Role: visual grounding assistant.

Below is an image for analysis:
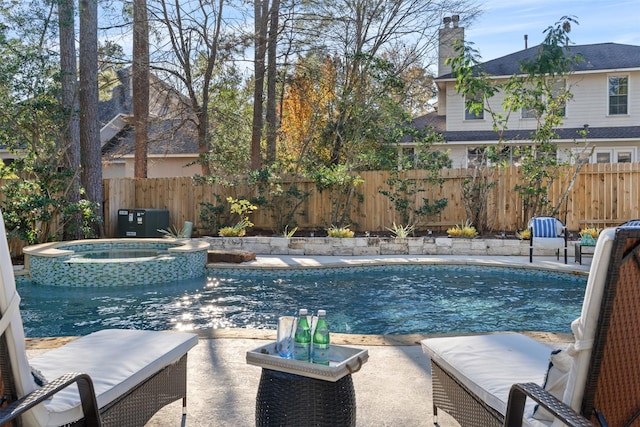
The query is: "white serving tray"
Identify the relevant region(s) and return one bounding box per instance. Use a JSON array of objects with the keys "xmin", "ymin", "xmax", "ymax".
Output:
[{"xmin": 246, "ymin": 342, "xmax": 368, "ymax": 382}]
